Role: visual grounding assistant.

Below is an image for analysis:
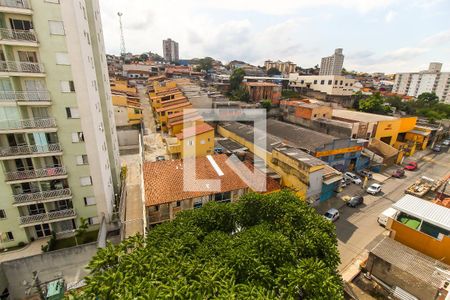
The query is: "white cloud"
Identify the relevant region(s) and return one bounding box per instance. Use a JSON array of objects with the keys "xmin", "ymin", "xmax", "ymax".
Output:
[
  {"xmin": 384, "ymin": 10, "xmax": 397, "ymax": 23},
  {"xmin": 421, "ymin": 30, "xmax": 450, "ymax": 47}
]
